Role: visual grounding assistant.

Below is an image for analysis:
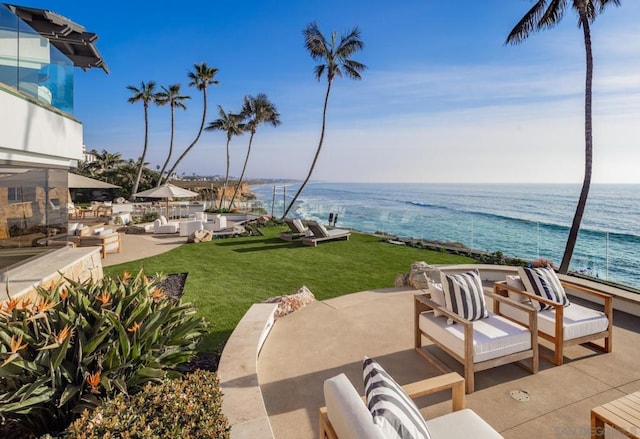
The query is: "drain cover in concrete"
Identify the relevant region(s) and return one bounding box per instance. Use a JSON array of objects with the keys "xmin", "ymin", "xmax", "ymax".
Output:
[{"xmin": 509, "ymin": 389, "xmax": 530, "ymax": 402}]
